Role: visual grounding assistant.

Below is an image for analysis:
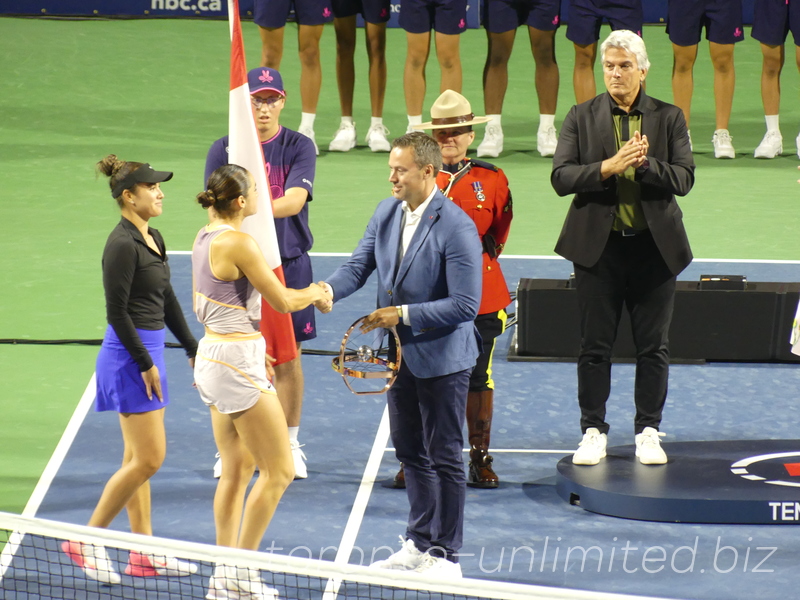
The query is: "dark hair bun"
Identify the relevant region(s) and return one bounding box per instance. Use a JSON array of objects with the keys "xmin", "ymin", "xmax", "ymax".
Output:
[
  {"xmin": 96, "ymin": 154, "xmax": 125, "ymax": 178},
  {"xmin": 199, "ymin": 164, "xmax": 251, "ymax": 215},
  {"xmin": 196, "ymin": 189, "xmax": 216, "ymax": 209}
]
